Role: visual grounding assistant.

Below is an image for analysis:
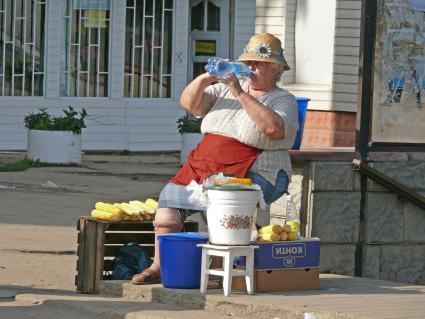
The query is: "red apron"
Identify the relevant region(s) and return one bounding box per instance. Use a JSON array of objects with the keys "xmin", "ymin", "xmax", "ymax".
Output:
[{"xmin": 170, "ymin": 133, "xmax": 262, "ymax": 186}]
